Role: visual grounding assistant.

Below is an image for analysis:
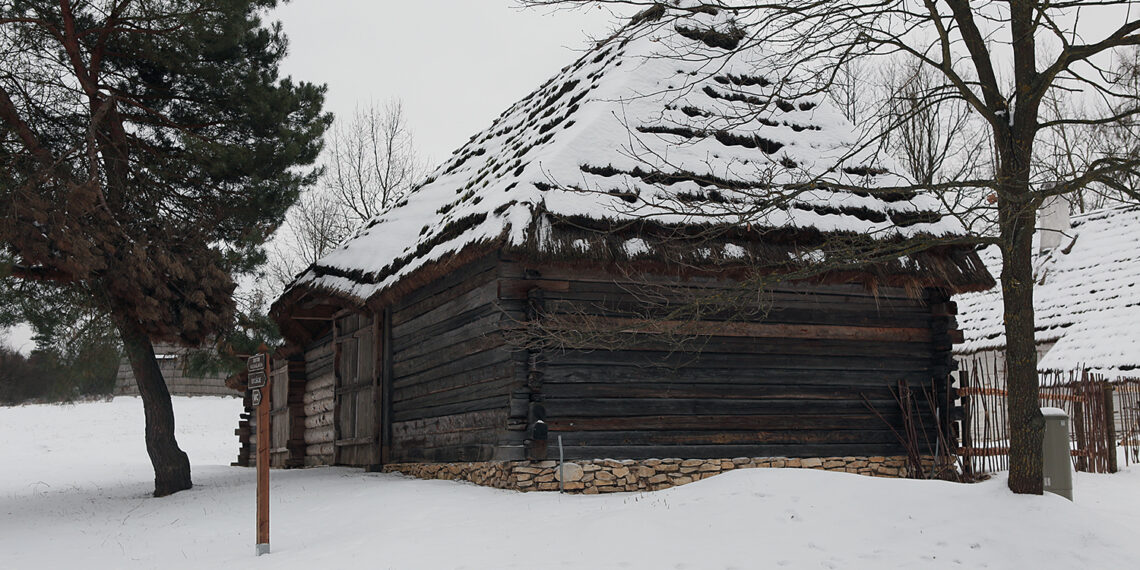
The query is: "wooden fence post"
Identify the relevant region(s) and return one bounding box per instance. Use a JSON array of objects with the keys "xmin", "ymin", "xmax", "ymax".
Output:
[
  {"xmin": 1073, "ymin": 400, "xmax": 1087, "ymax": 472},
  {"xmin": 1104, "ymin": 383, "xmax": 1118, "ymax": 474},
  {"xmin": 960, "ymin": 369, "xmax": 973, "ymax": 477}
]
